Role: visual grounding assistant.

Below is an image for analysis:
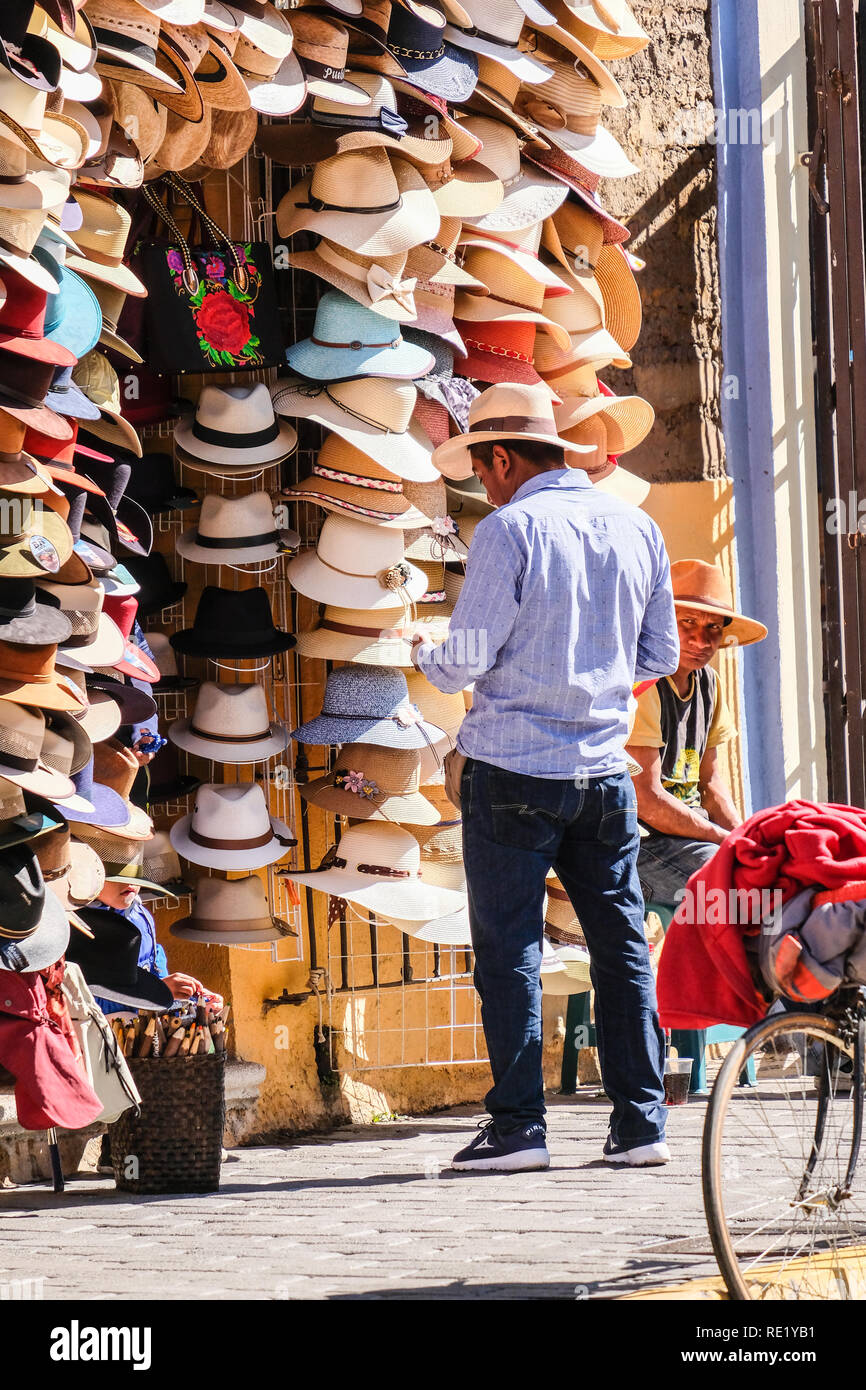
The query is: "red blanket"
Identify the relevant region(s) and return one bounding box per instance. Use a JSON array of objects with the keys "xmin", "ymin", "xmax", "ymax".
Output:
[{"xmin": 657, "ymin": 800, "xmax": 866, "ymax": 1029}]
